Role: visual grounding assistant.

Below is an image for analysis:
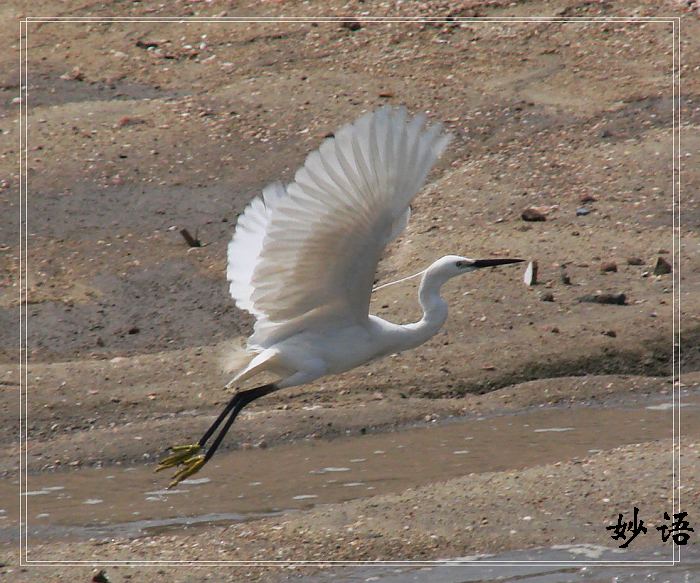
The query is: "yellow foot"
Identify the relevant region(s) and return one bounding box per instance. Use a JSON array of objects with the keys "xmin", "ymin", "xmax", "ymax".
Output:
[
  {"xmin": 167, "ymin": 454, "xmax": 206, "ymax": 489},
  {"xmin": 155, "ymin": 444, "xmax": 207, "ymax": 489},
  {"xmin": 155, "ymin": 443, "xmax": 201, "ymax": 472}
]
